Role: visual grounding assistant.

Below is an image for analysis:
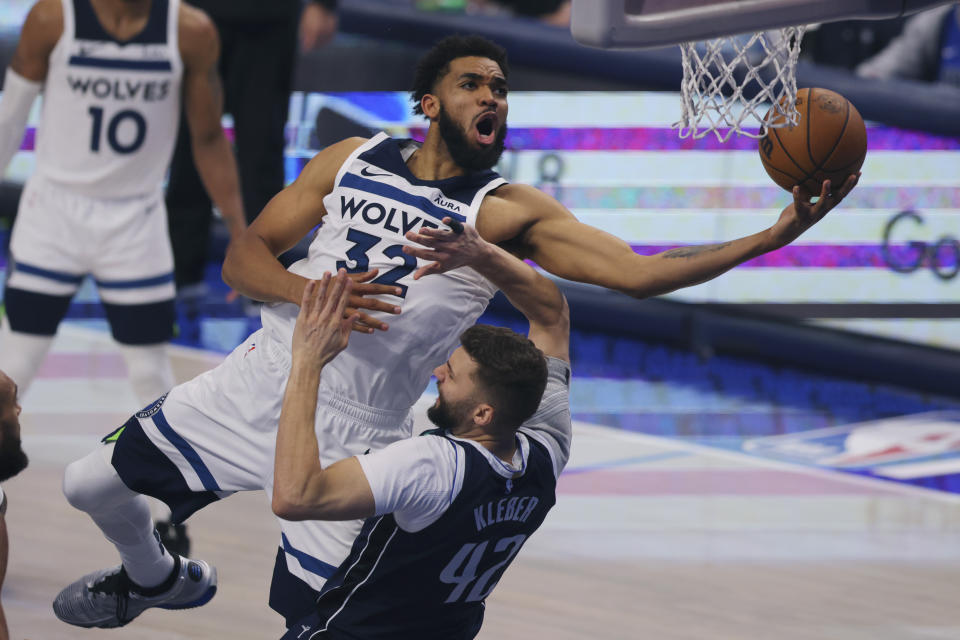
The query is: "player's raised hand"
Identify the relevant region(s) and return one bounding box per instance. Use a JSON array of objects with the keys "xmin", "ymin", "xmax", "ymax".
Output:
[
  {"xmin": 770, "ymin": 172, "xmax": 860, "ymax": 248},
  {"xmin": 337, "ymin": 269, "xmax": 402, "ymax": 334},
  {"xmin": 293, "ymin": 271, "xmax": 358, "ymax": 372},
  {"xmin": 403, "ymin": 218, "xmax": 492, "ymax": 280}
]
